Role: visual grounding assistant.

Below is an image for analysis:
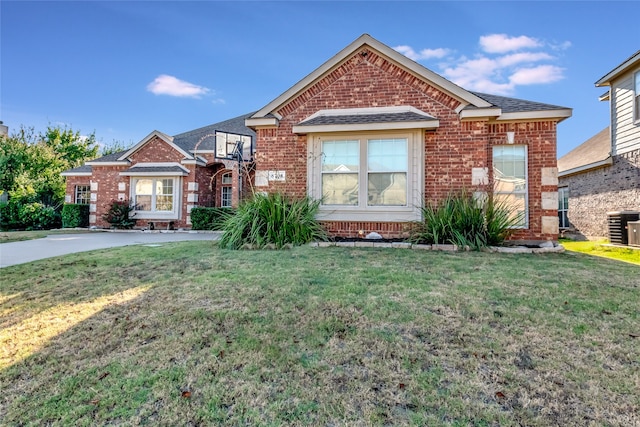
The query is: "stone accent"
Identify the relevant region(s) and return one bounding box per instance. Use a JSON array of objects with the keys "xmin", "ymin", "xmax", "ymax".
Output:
[
  {"xmin": 541, "ymin": 167, "xmax": 558, "ymax": 186},
  {"xmin": 541, "ymin": 192, "xmax": 558, "ymax": 210},
  {"xmin": 89, "ymin": 214, "xmax": 96, "ymax": 224},
  {"xmin": 188, "ymin": 182, "xmax": 199, "ymax": 191},
  {"xmin": 558, "ymin": 148, "xmax": 639, "ymax": 239},
  {"xmin": 89, "ymin": 204, "xmax": 97, "ymax": 212},
  {"xmin": 118, "ymin": 182, "xmax": 126, "ymax": 191},
  {"xmin": 541, "ymin": 216, "xmax": 560, "ymax": 234},
  {"xmin": 90, "ymin": 181, "xmax": 98, "ymax": 191},
  {"xmin": 472, "ymin": 167, "xmax": 489, "ymax": 185},
  {"xmin": 187, "ymin": 193, "xmax": 198, "ymax": 203}
]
